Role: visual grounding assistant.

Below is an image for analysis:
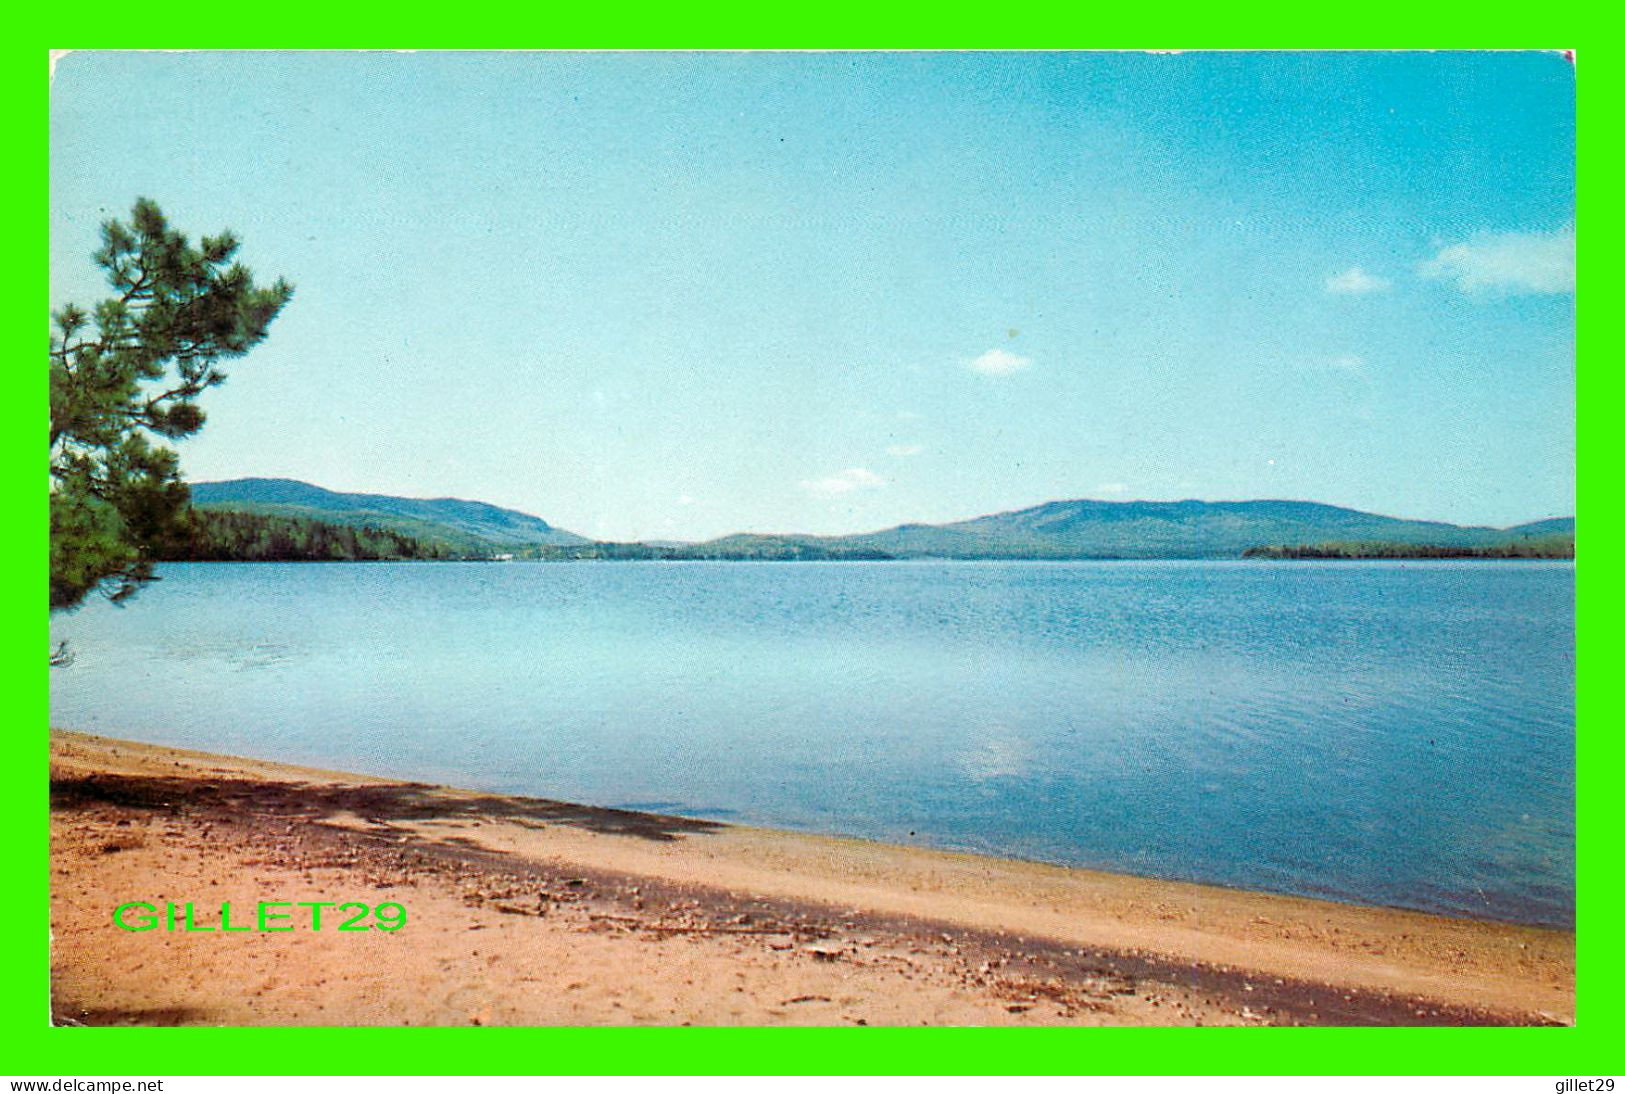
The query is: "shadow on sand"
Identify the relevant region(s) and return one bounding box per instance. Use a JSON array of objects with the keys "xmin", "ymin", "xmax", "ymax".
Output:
[{"xmin": 50, "ymin": 771, "xmax": 725, "ymax": 843}]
